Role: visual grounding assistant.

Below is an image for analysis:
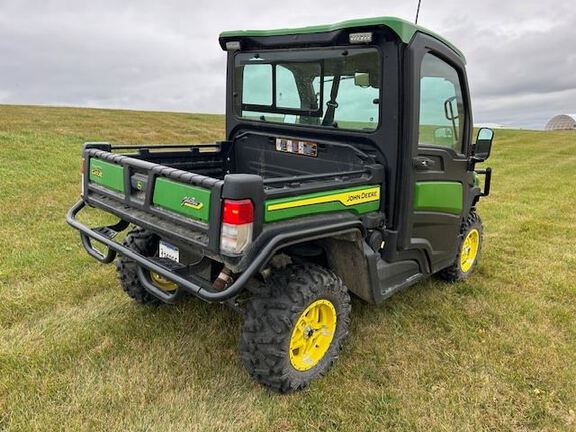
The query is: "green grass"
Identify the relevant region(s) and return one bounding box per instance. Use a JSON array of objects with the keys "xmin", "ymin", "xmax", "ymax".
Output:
[{"xmin": 1, "ymin": 104, "xmax": 575, "ymax": 431}]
